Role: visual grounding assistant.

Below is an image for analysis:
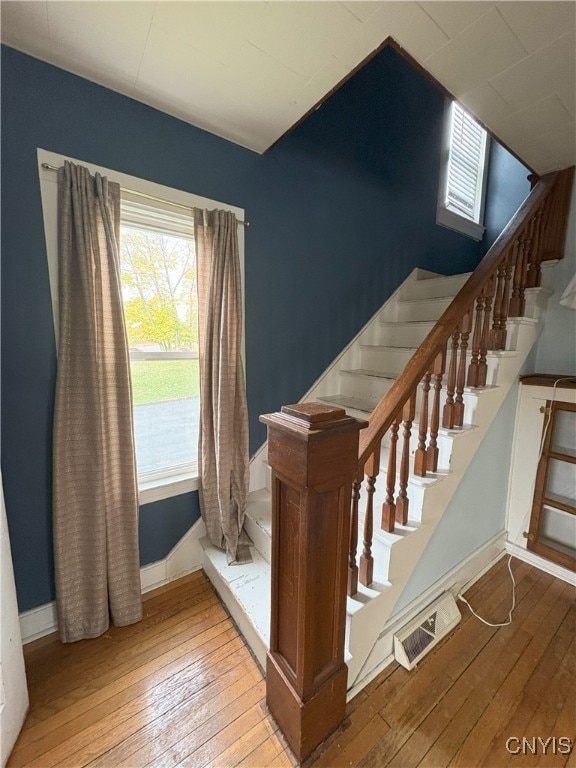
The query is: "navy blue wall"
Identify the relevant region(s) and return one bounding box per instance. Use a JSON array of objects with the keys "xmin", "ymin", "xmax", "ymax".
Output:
[
  {"xmin": 1, "ymin": 44, "xmax": 529, "ymax": 612},
  {"xmin": 484, "ymin": 141, "xmax": 532, "ymax": 247}
]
